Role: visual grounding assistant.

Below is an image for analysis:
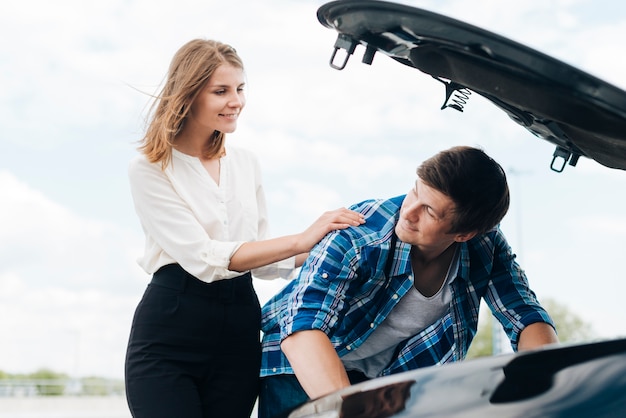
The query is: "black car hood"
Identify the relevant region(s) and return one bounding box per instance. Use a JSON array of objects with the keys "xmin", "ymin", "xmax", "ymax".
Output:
[{"xmin": 317, "ymin": 0, "xmax": 626, "ymax": 172}]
